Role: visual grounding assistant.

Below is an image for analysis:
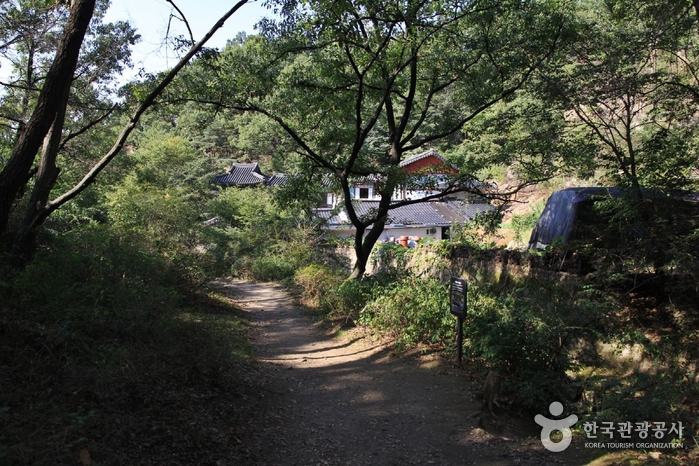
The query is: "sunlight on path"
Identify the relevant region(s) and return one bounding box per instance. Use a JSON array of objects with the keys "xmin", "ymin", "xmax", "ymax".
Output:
[
  {"xmin": 221, "ymin": 279, "xmax": 602, "ymax": 466},
  {"xmin": 228, "ymin": 280, "xmax": 391, "ymax": 367}
]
